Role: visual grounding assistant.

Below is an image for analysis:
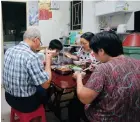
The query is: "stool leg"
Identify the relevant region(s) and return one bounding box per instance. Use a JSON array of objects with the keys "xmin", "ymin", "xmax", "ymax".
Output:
[
  {"xmin": 10, "ymin": 109, "xmax": 15, "ymax": 122},
  {"xmin": 41, "ymin": 115, "xmax": 47, "ymax": 122},
  {"xmin": 41, "ymin": 108, "xmax": 47, "ymax": 122},
  {"xmin": 55, "ymin": 91, "xmax": 63, "ymax": 121}
]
